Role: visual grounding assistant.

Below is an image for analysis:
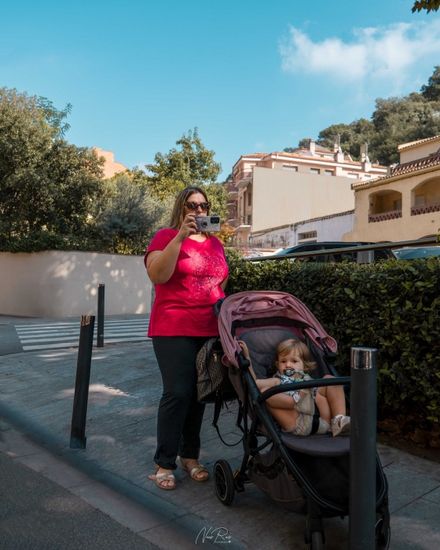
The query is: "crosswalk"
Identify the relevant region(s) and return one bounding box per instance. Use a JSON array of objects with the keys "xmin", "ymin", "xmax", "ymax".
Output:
[{"xmin": 15, "ymin": 318, "xmax": 150, "ymax": 352}]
